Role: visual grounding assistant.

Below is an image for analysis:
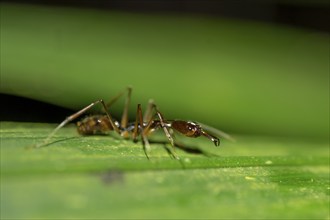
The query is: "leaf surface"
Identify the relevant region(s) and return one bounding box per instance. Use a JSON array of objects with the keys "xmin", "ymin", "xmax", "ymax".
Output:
[{"xmin": 1, "ymin": 122, "xmax": 329, "ymax": 219}]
